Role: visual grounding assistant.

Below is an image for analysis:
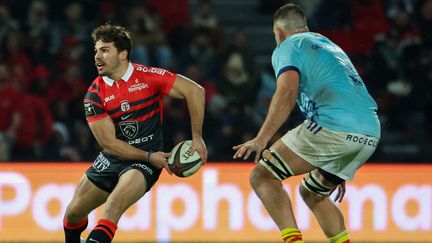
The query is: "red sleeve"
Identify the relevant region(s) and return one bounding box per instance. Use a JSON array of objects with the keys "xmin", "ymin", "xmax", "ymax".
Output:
[
  {"xmin": 152, "ymin": 68, "xmax": 176, "ymax": 95},
  {"xmin": 83, "ymin": 79, "xmax": 108, "ymax": 123}
]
